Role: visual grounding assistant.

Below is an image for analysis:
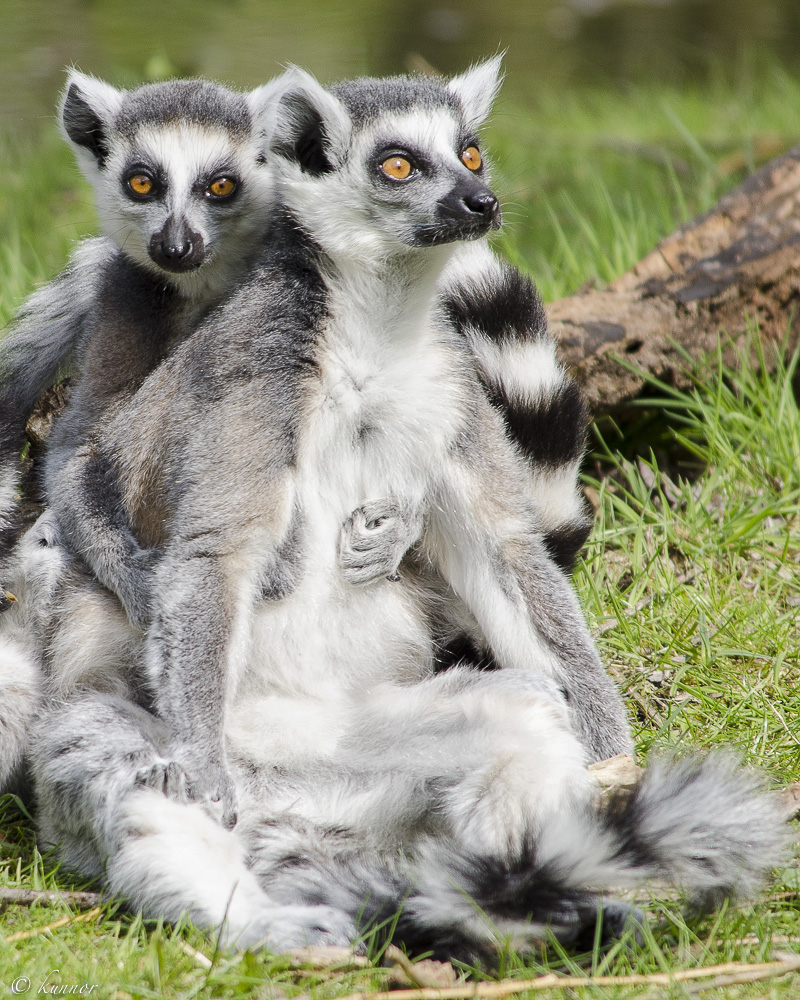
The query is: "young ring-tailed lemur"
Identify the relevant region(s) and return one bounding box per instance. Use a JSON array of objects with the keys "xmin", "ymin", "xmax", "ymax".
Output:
[
  {"xmin": 0, "ymin": 71, "xmax": 290, "ymax": 791},
  {"xmin": 0, "ymin": 70, "xmax": 288, "ymax": 623},
  {"xmin": 24, "ymin": 62, "xmax": 787, "ymax": 960},
  {"xmin": 0, "ymin": 66, "xmax": 591, "ymax": 788},
  {"xmin": 30, "ymin": 61, "xmax": 632, "ymax": 830}
]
